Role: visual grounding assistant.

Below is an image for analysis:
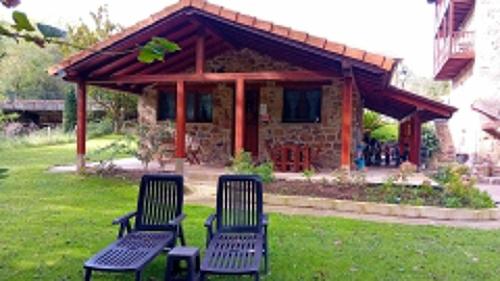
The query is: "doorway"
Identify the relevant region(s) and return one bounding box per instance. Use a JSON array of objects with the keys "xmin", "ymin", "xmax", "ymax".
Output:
[{"xmin": 244, "ymin": 89, "xmax": 260, "ymax": 157}]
